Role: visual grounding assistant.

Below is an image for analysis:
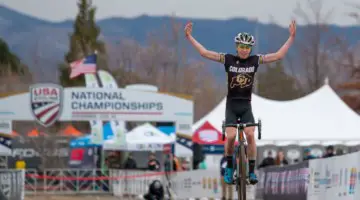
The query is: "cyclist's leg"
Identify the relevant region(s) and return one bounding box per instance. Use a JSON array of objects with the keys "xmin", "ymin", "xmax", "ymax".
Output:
[
  {"xmin": 224, "ymin": 99, "xmax": 237, "ymax": 184},
  {"xmin": 241, "ymin": 103, "xmax": 258, "ymax": 184}
]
